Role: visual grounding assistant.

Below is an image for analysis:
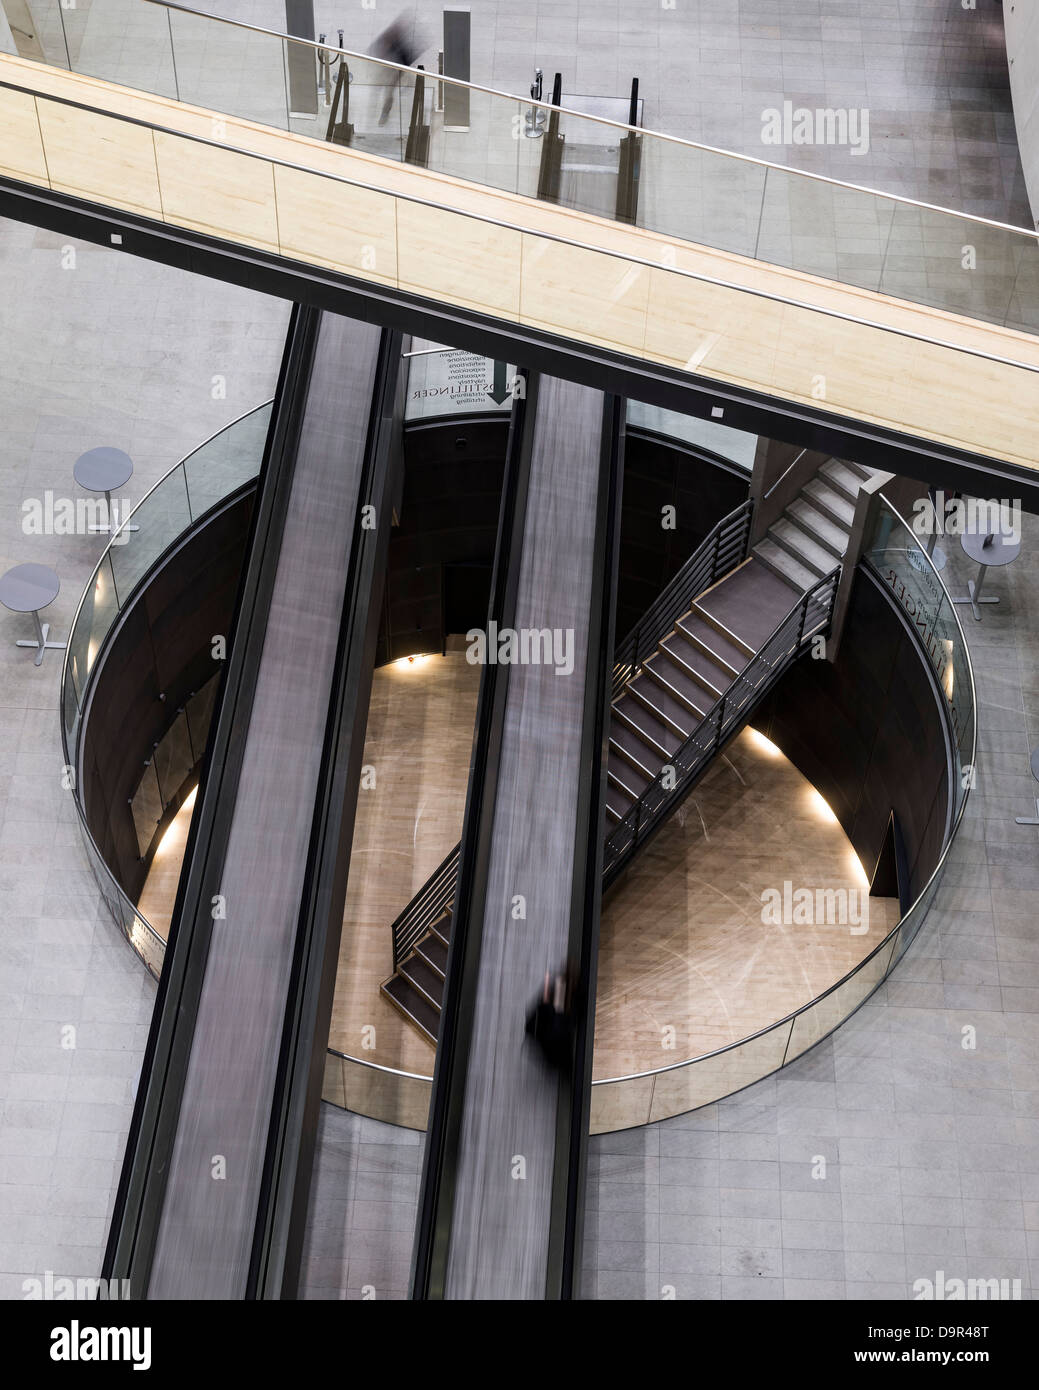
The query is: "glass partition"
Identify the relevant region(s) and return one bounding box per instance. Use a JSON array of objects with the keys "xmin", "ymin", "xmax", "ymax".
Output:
[
  {"xmin": 15, "ymin": 0, "xmax": 1039, "ymax": 334},
  {"xmin": 60, "ymin": 400, "xmax": 272, "ymax": 979}
]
